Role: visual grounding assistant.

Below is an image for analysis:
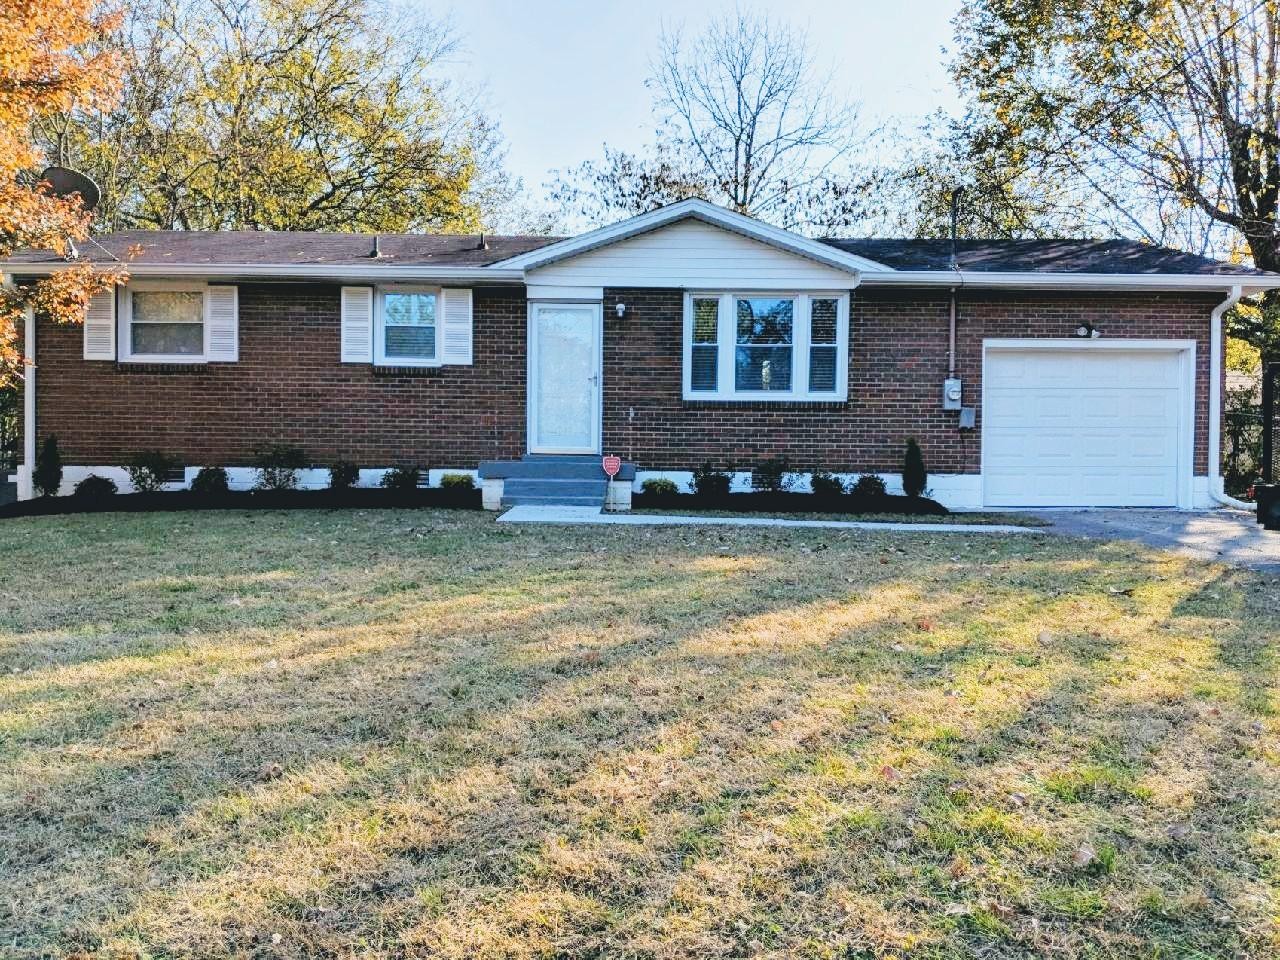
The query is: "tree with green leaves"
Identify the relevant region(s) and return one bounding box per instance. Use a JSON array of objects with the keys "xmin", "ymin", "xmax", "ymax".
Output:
[
  {"xmin": 944, "ymin": 0, "xmax": 1280, "ymax": 353},
  {"xmin": 0, "ymin": 0, "xmax": 126, "ymax": 389},
  {"xmin": 37, "ymin": 0, "xmax": 508, "ymax": 233}
]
